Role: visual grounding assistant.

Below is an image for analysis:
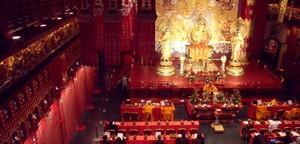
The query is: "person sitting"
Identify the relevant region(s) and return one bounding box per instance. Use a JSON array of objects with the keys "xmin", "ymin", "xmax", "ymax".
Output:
[
  {"xmin": 281, "ymin": 130, "xmax": 293, "ymax": 144},
  {"xmin": 253, "ymin": 129, "xmax": 267, "ymax": 144},
  {"xmin": 161, "ymin": 102, "xmax": 175, "ymax": 121},
  {"xmin": 101, "ymin": 135, "xmax": 111, "ymax": 144},
  {"xmin": 175, "ymin": 132, "xmax": 189, "ymax": 144},
  {"xmin": 105, "ymin": 121, "xmax": 118, "ymax": 134},
  {"xmin": 284, "ymin": 107, "xmax": 300, "ymax": 120},
  {"xmin": 268, "ymin": 120, "xmax": 279, "ymax": 132},
  {"xmin": 142, "ymin": 102, "xmax": 154, "ymax": 121},
  {"xmin": 113, "ymin": 137, "xmax": 126, "ymax": 144},
  {"xmin": 192, "ymin": 133, "xmax": 205, "ymax": 144},
  {"xmin": 154, "ymin": 135, "xmax": 164, "ymax": 144},
  {"xmin": 241, "ymin": 120, "xmax": 254, "ymax": 141},
  {"xmin": 203, "ymin": 81, "xmax": 218, "ymax": 94}
]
